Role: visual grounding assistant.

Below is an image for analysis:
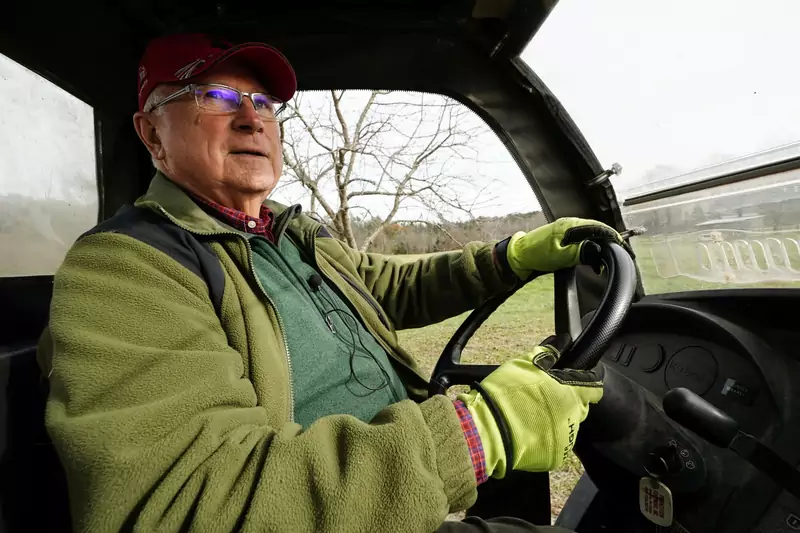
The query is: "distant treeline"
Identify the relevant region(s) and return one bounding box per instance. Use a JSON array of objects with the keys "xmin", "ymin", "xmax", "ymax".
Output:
[{"xmin": 347, "ymin": 211, "xmax": 548, "ymax": 254}]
